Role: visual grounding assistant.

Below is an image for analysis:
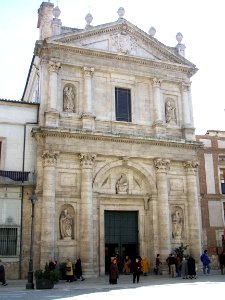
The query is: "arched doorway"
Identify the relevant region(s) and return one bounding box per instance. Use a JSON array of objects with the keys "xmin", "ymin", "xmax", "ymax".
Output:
[{"xmin": 104, "ymin": 210, "xmax": 138, "ymax": 273}]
